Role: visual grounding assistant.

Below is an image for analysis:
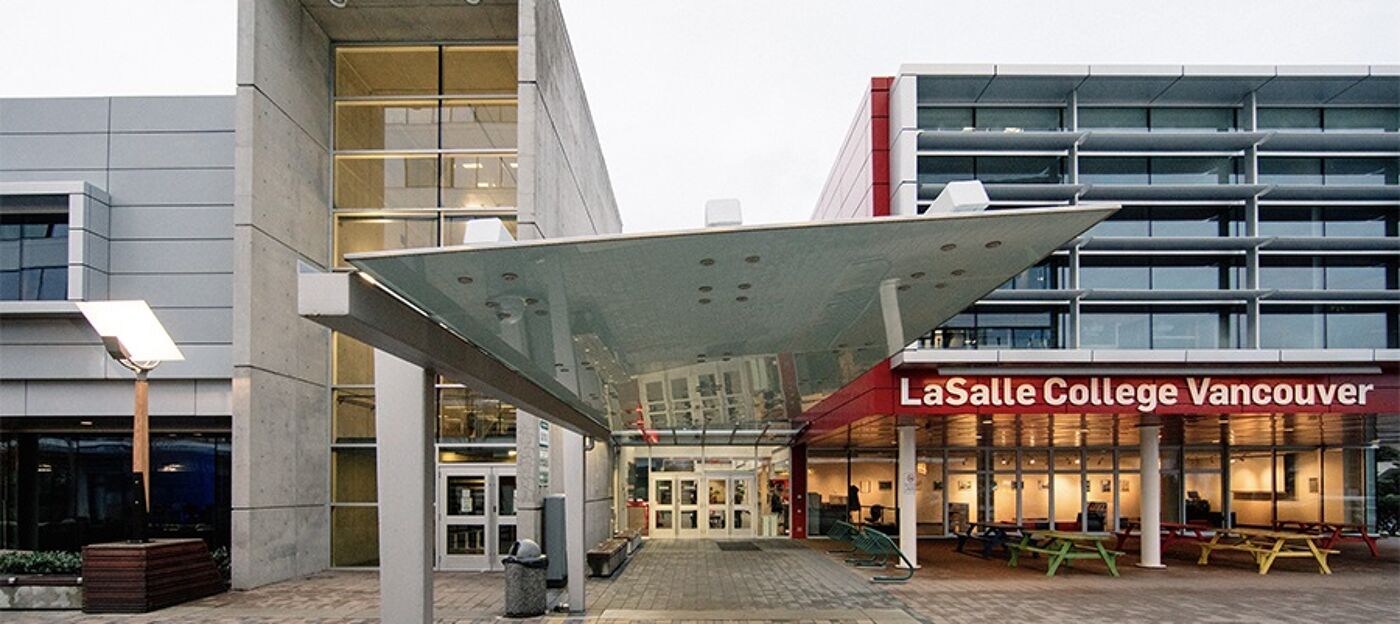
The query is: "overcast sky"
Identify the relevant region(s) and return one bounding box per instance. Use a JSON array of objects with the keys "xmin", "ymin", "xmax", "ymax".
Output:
[{"xmin": 2, "ymin": 1, "xmax": 1397, "ymax": 232}]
